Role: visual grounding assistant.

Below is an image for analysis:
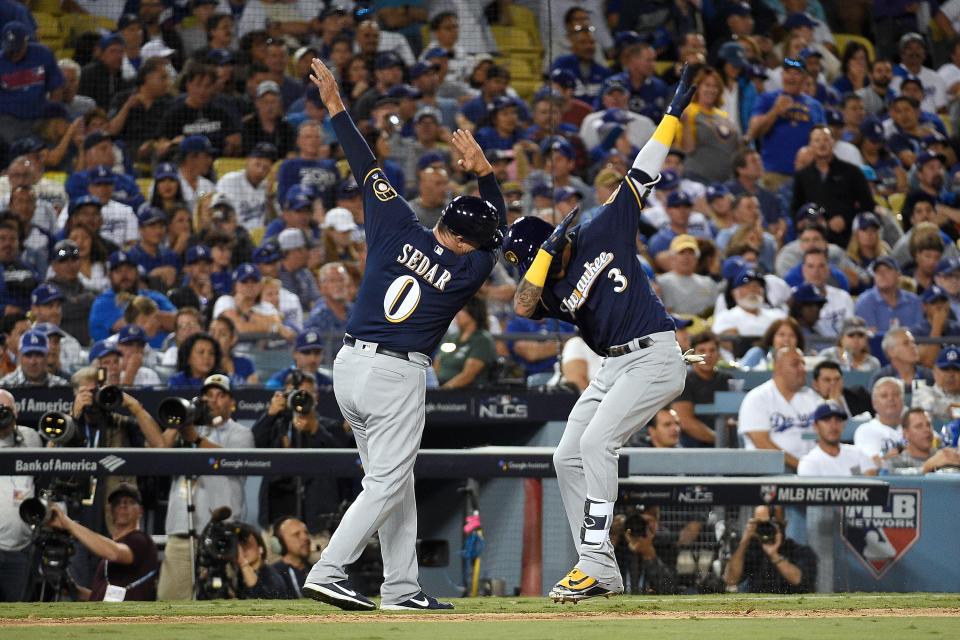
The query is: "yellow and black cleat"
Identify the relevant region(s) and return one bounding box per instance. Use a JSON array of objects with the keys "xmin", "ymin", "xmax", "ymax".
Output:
[{"xmin": 548, "ymin": 569, "xmax": 623, "ymax": 604}]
